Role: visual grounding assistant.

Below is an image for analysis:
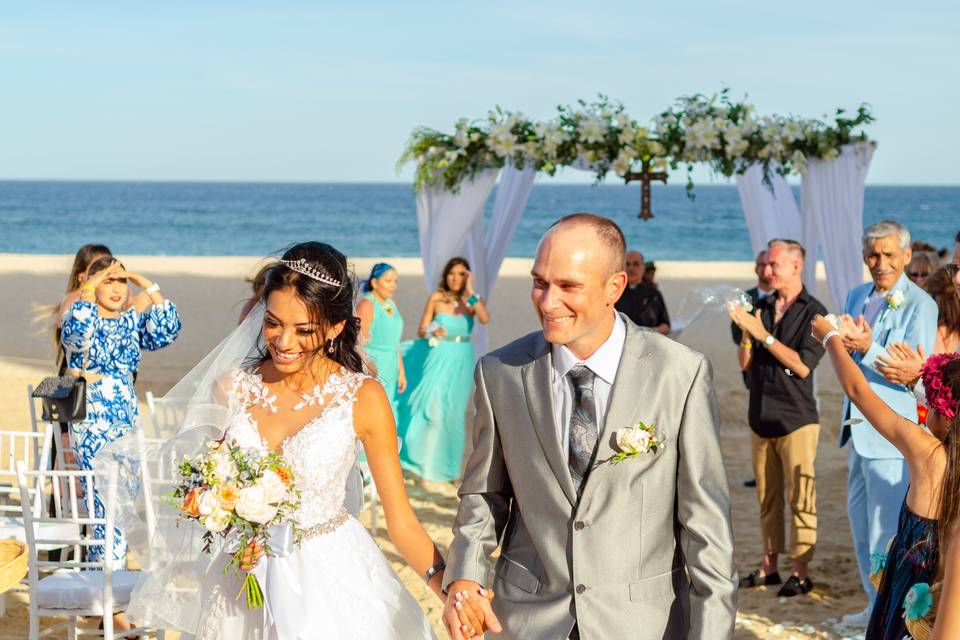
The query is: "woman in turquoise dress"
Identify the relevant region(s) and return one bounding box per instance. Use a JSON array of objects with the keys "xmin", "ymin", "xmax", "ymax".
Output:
[
  {"xmin": 357, "ymin": 263, "xmax": 405, "ymax": 415},
  {"xmin": 398, "ymin": 257, "xmax": 490, "ymax": 482}
]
